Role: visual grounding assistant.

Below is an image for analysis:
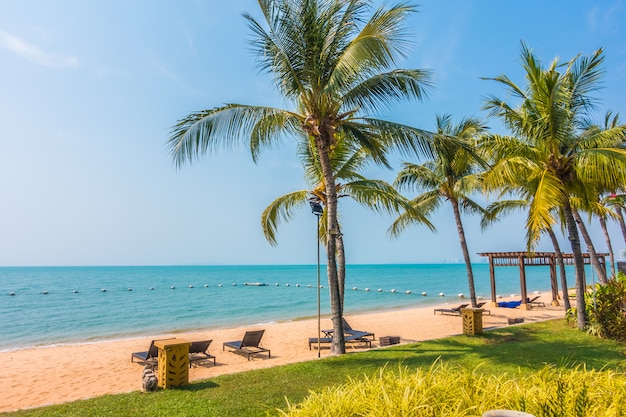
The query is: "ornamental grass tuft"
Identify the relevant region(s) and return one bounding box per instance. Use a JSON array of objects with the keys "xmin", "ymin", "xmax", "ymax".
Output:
[{"xmin": 276, "ymin": 362, "xmax": 626, "ymax": 417}]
